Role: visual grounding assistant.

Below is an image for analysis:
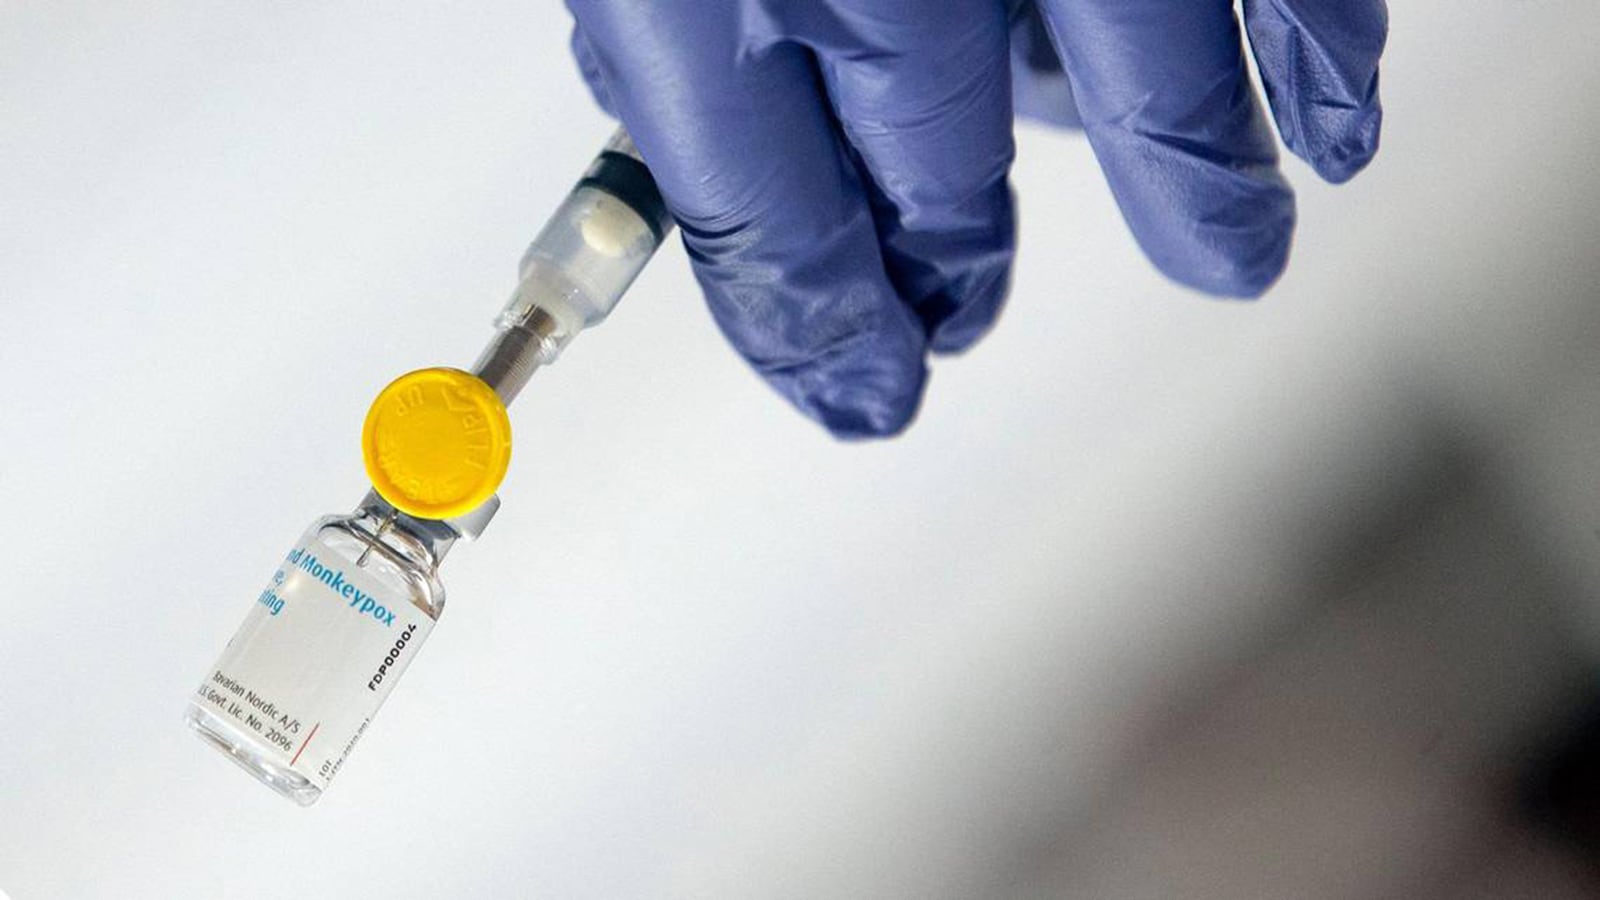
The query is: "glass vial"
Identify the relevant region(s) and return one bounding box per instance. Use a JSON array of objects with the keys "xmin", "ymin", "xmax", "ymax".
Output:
[{"xmin": 184, "ymin": 502, "xmax": 450, "ymax": 805}]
